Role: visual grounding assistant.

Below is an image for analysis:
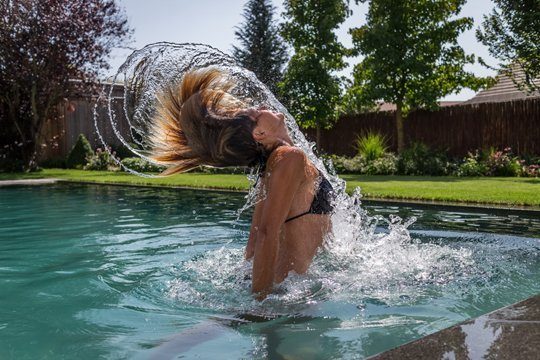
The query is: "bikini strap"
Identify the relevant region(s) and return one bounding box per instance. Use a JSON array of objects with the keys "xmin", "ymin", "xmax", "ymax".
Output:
[{"xmin": 284, "ymin": 210, "xmax": 312, "ymax": 223}]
